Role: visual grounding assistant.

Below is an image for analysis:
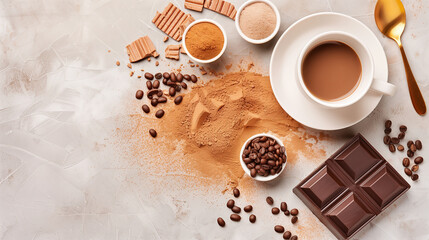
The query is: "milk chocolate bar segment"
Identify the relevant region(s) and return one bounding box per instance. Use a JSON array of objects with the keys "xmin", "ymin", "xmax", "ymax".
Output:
[
  {"xmin": 204, "ymin": 0, "xmax": 211, "ymax": 8},
  {"xmin": 184, "ymin": 0, "xmax": 205, "ymax": 12},
  {"xmin": 126, "ymin": 36, "xmax": 159, "ymax": 63},
  {"xmin": 152, "ymin": 3, "xmax": 194, "ymax": 41}
]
